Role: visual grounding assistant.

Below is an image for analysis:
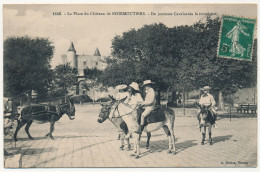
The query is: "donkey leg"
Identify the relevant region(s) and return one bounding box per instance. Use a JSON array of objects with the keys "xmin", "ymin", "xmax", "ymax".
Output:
[
  {"xmin": 119, "ymin": 132, "xmax": 125, "ymax": 150},
  {"xmin": 201, "ymin": 126, "xmax": 206, "ymax": 145},
  {"xmin": 163, "ymin": 126, "xmax": 172, "ymax": 154},
  {"xmin": 25, "ymin": 120, "xmax": 34, "ymax": 140},
  {"xmin": 14, "ymin": 120, "xmax": 27, "ymax": 141},
  {"xmin": 126, "ymin": 137, "xmax": 131, "ymax": 151},
  {"xmin": 130, "ymin": 132, "xmax": 138, "ymax": 157},
  {"xmin": 209, "ymin": 125, "xmax": 213, "ymax": 145},
  {"xmin": 169, "ymin": 125, "xmax": 176, "ymax": 155},
  {"xmin": 146, "ymin": 132, "xmax": 151, "ymax": 149},
  {"xmin": 49, "ymin": 121, "xmax": 55, "ymax": 140},
  {"xmin": 135, "ymin": 133, "xmax": 141, "ymax": 159}
]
